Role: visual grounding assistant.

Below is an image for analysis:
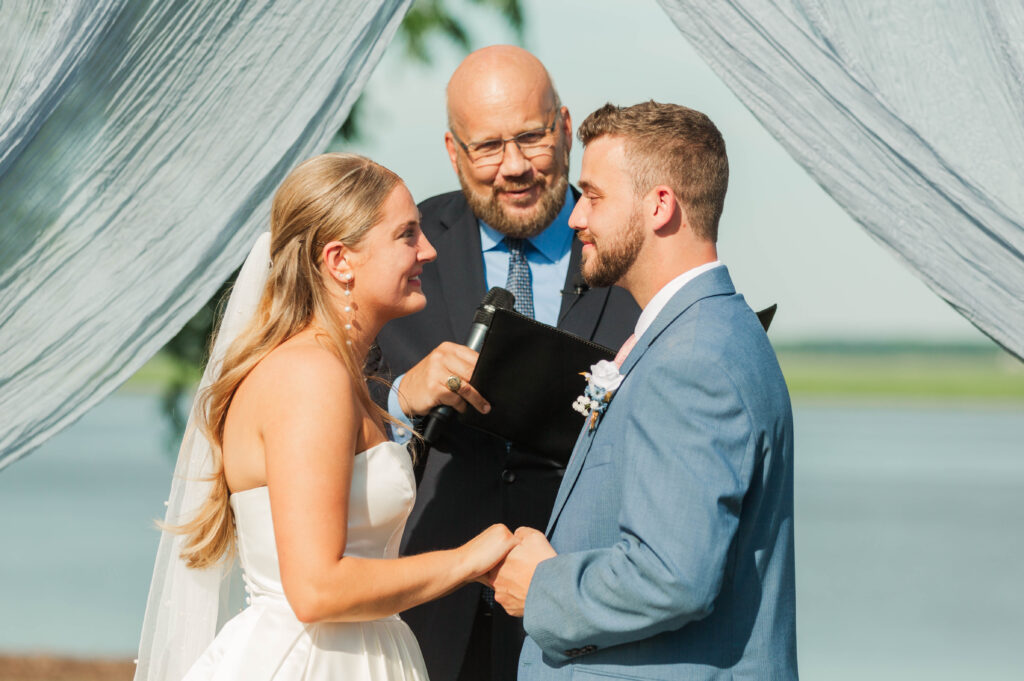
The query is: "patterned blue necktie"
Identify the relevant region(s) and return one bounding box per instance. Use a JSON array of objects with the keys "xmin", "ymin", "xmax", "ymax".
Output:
[{"xmin": 504, "ymin": 237, "xmax": 535, "ymax": 318}]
